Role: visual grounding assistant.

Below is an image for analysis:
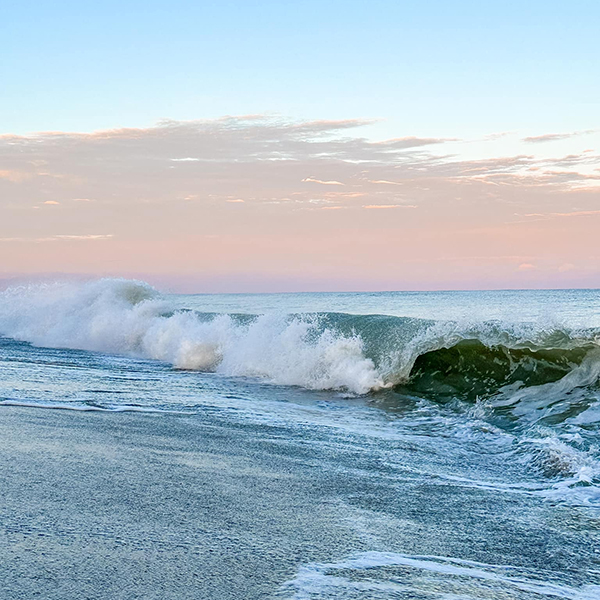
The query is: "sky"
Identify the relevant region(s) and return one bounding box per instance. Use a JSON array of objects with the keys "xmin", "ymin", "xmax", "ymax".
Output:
[{"xmin": 1, "ymin": 0, "xmax": 599, "ymax": 292}]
